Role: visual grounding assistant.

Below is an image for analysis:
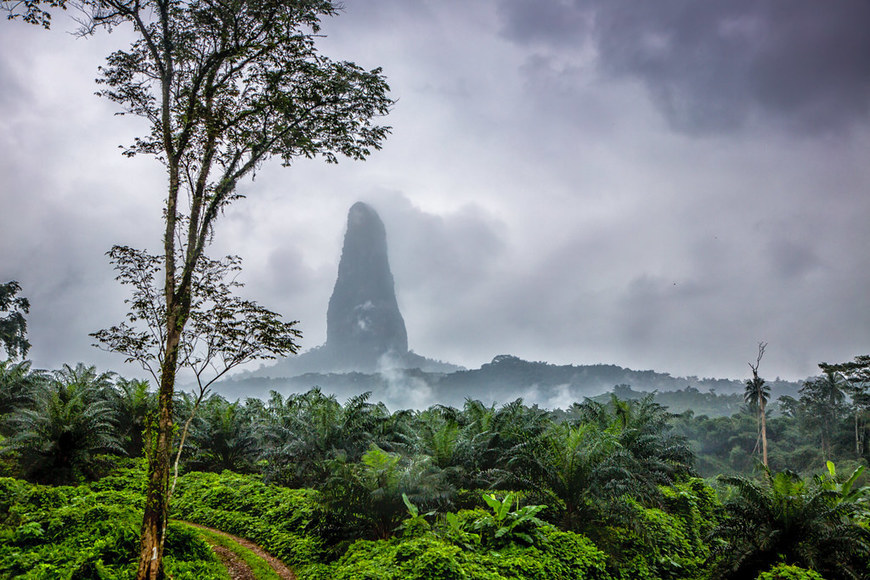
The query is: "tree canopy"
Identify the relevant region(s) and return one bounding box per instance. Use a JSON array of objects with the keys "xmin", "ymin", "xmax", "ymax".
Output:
[{"xmin": 0, "ymin": 281, "xmax": 30, "ymax": 360}]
